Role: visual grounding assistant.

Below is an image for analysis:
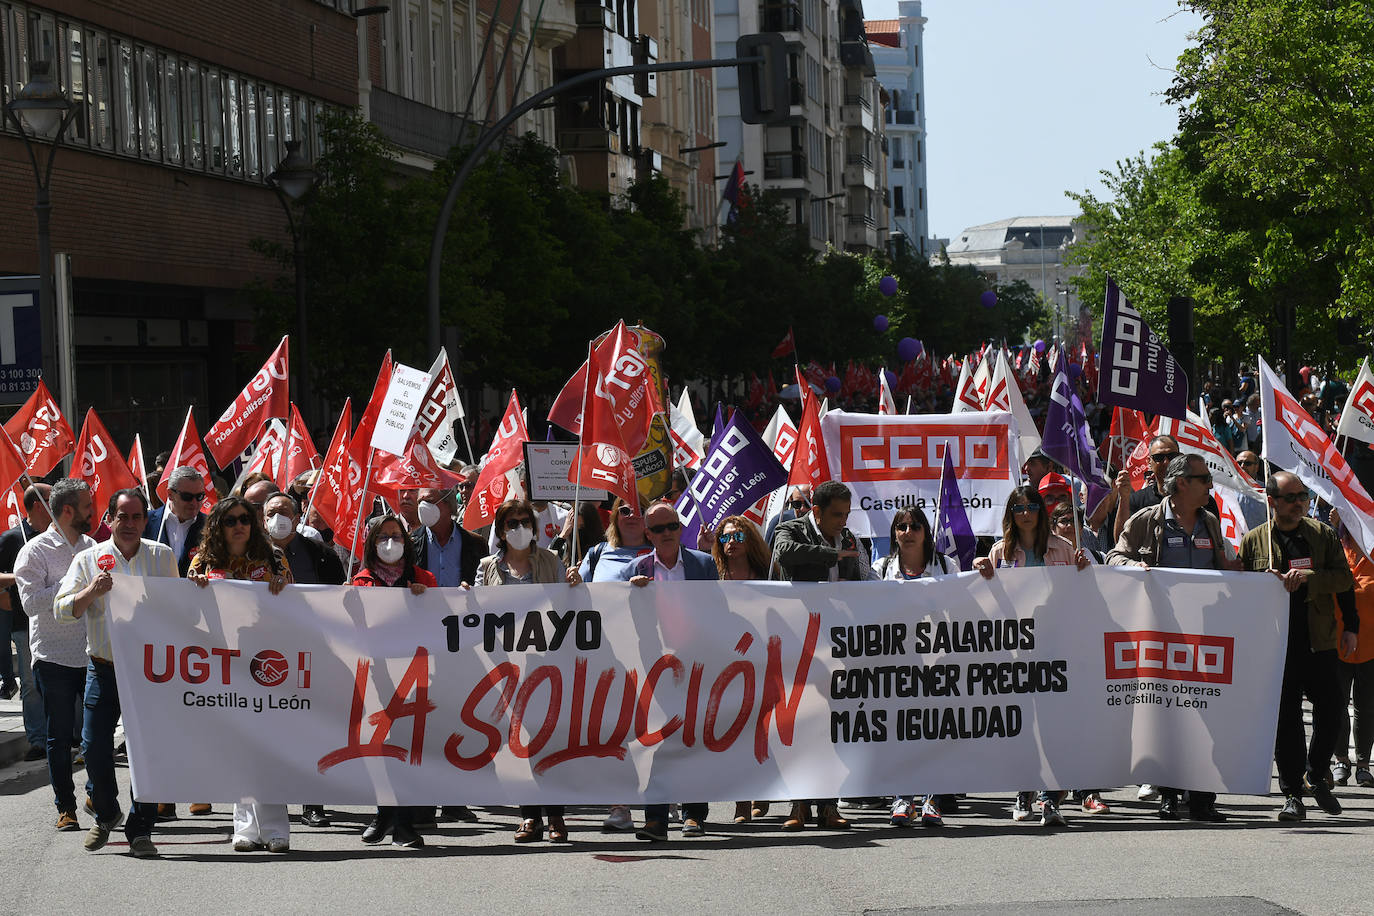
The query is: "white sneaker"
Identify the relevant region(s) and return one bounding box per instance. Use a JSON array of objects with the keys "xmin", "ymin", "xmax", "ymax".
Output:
[
  {"xmin": 1041, "ymin": 799, "xmax": 1065, "ymax": 827},
  {"xmin": 232, "ymin": 837, "xmax": 260, "ymax": 852},
  {"xmin": 1137, "ymin": 784, "xmax": 1159, "ymax": 801},
  {"xmin": 601, "ymin": 805, "xmax": 634, "ymax": 832},
  {"xmin": 889, "ymin": 796, "xmax": 913, "ymax": 826},
  {"xmin": 266, "ymin": 837, "xmax": 290, "ymax": 853}
]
